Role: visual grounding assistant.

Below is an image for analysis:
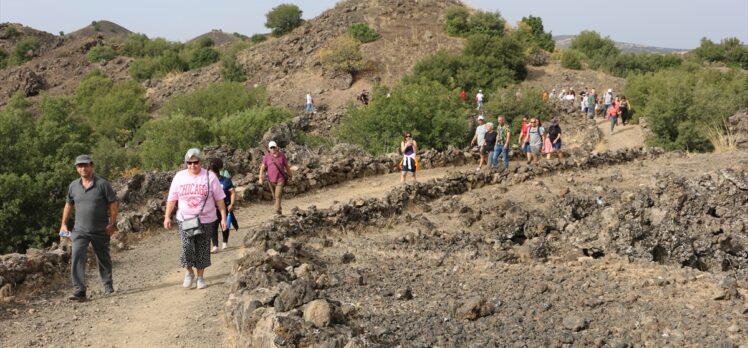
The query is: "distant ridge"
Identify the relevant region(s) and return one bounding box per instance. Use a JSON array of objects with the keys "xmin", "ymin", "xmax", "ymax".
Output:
[
  {"xmin": 554, "ymin": 35, "xmax": 688, "ymax": 54},
  {"xmin": 187, "ymin": 29, "xmax": 242, "ymax": 46}
]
